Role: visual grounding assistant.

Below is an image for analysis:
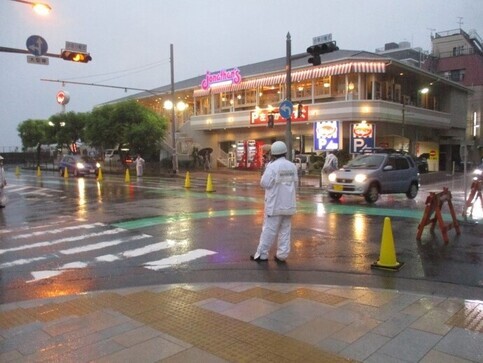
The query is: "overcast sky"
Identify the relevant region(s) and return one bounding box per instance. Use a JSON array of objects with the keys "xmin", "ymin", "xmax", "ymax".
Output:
[{"xmin": 1, "ymin": 0, "xmax": 481, "ymax": 150}]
